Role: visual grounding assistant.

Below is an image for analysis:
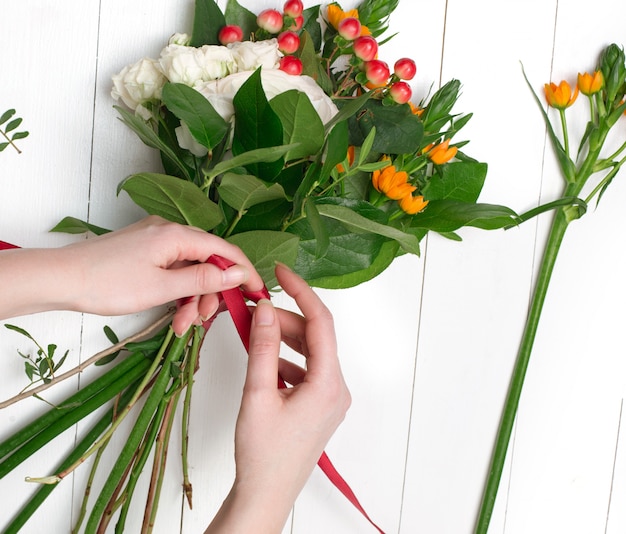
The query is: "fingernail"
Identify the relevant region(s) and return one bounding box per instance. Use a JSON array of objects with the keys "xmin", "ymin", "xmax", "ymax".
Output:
[
  {"xmin": 254, "ymin": 299, "xmax": 275, "ymax": 326},
  {"xmin": 274, "ymin": 261, "xmax": 292, "ymax": 271},
  {"xmin": 222, "ymin": 265, "xmax": 248, "ymax": 286}
]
